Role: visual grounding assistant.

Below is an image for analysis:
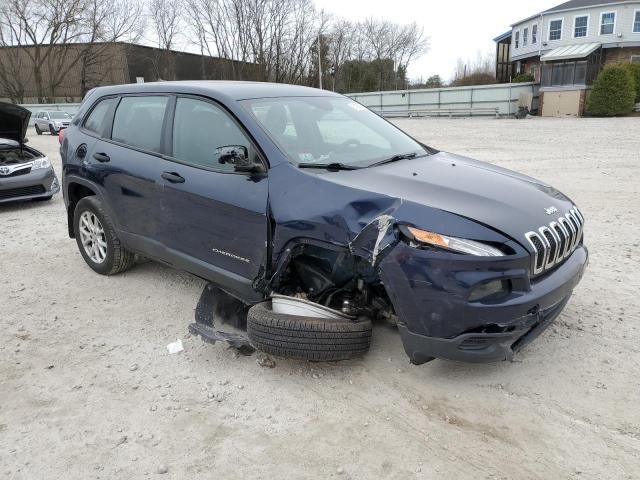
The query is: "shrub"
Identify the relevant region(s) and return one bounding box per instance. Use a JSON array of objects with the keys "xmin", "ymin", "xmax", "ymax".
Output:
[
  {"xmin": 450, "ymin": 72, "xmax": 496, "ymax": 87},
  {"xmin": 512, "ymin": 73, "xmax": 535, "ymax": 83},
  {"xmin": 586, "ymin": 65, "xmax": 636, "ymax": 116},
  {"xmin": 621, "ymin": 63, "xmax": 640, "ymax": 102}
]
